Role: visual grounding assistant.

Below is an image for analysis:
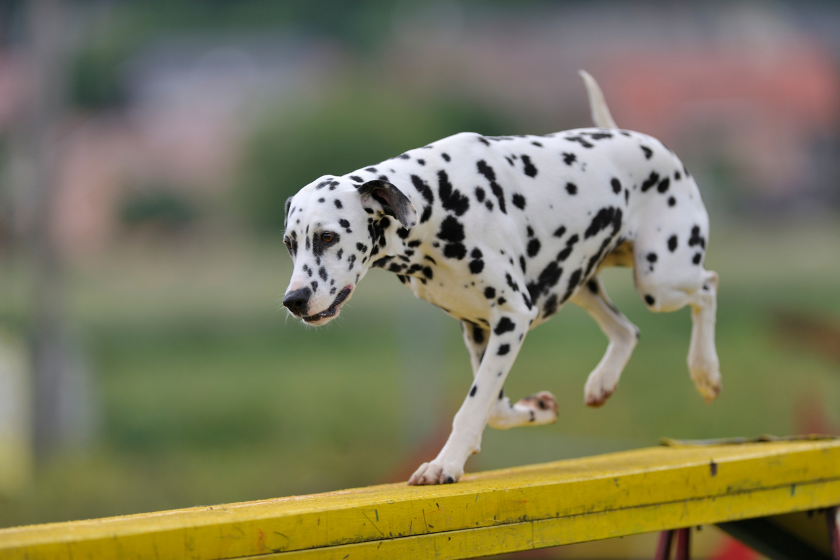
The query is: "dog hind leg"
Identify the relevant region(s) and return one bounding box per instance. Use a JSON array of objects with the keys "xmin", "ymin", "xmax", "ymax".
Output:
[
  {"xmin": 634, "ymin": 252, "xmax": 722, "ymax": 401},
  {"xmin": 572, "ymin": 276, "xmax": 639, "ymax": 406},
  {"xmin": 686, "ymin": 270, "xmax": 721, "ymax": 401}
]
